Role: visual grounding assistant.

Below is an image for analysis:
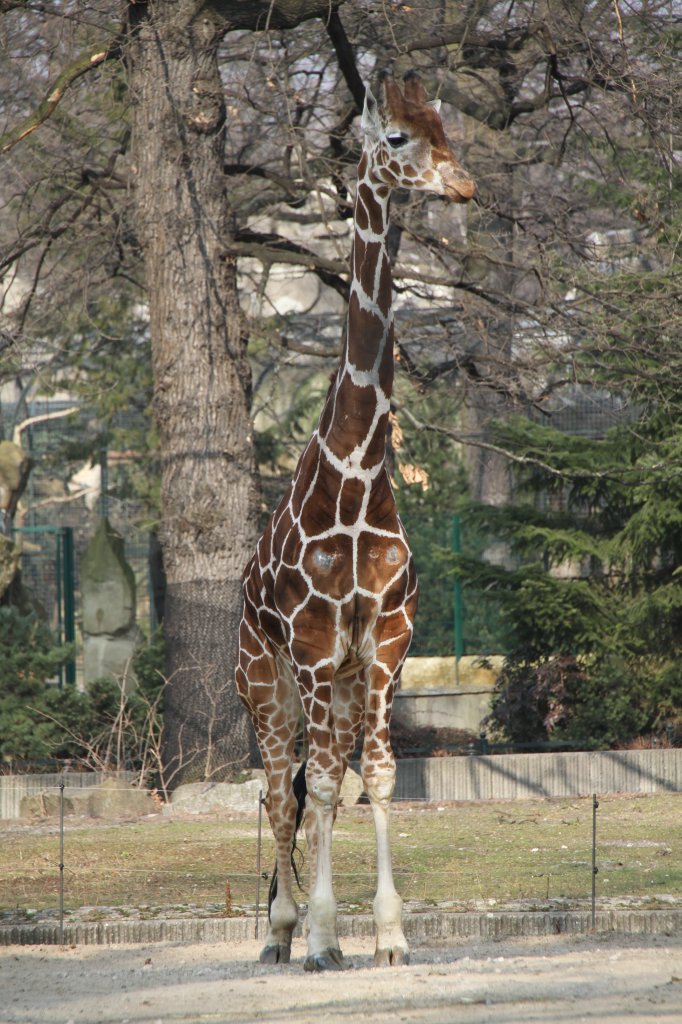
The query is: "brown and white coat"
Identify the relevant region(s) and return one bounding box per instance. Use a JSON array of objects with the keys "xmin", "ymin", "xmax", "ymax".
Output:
[{"xmin": 236, "ymin": 70, "xmax": 475, "ymax": 971}]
